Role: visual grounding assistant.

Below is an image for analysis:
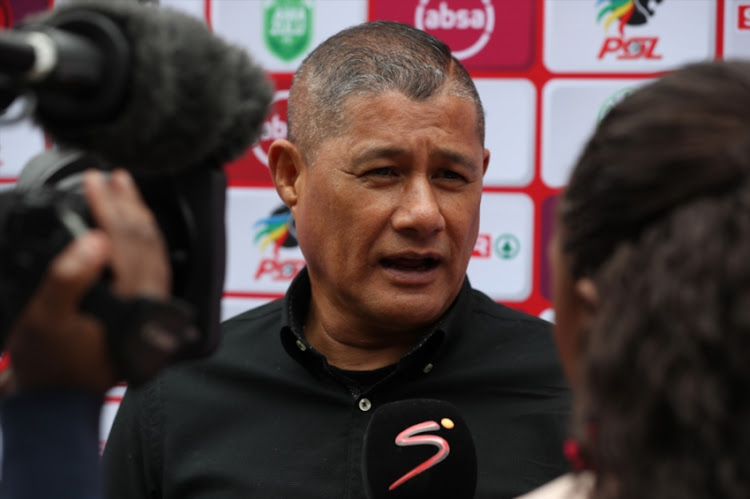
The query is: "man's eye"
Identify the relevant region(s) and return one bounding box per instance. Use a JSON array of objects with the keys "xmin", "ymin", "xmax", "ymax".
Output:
[
  {"xmin": 437, "ymin": 170, "xmax": 466, "ymax": 181},
  {"xmin": 367, "ymin": 167, "xmax": 397, "ymax": 177}
]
